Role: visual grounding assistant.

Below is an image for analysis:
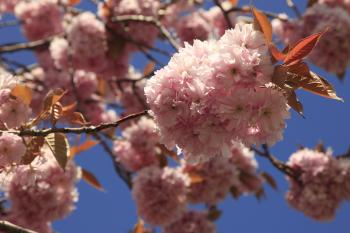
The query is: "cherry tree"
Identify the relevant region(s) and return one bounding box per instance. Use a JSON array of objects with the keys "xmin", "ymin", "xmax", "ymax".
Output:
[{"xmin": 0, "ymin": 0, "xmax": 349, "ymax": 232}]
